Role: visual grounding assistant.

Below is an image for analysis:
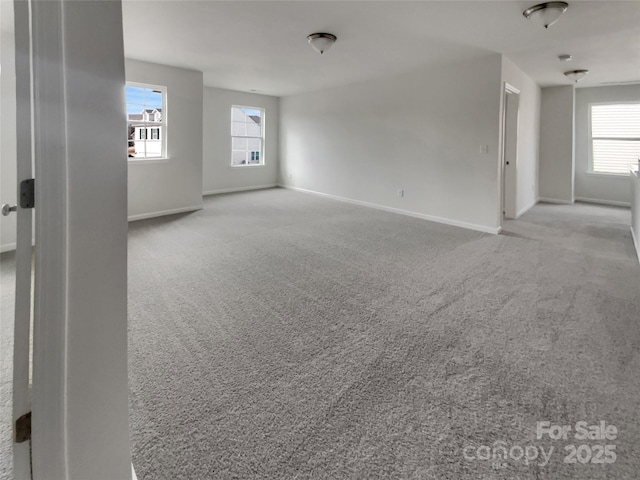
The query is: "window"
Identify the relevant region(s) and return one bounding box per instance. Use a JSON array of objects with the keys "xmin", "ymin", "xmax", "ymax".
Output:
[
  {"xmin": 126, "ymin": 83, "xmax": 166, "ymax": 159},
  {"xmin": 231, "ymin": 106, "xmax": 264, "ymax": 166},
  {"xmin": 590, "ymin": 103, "xmax": 640, "ymax": 175}
]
